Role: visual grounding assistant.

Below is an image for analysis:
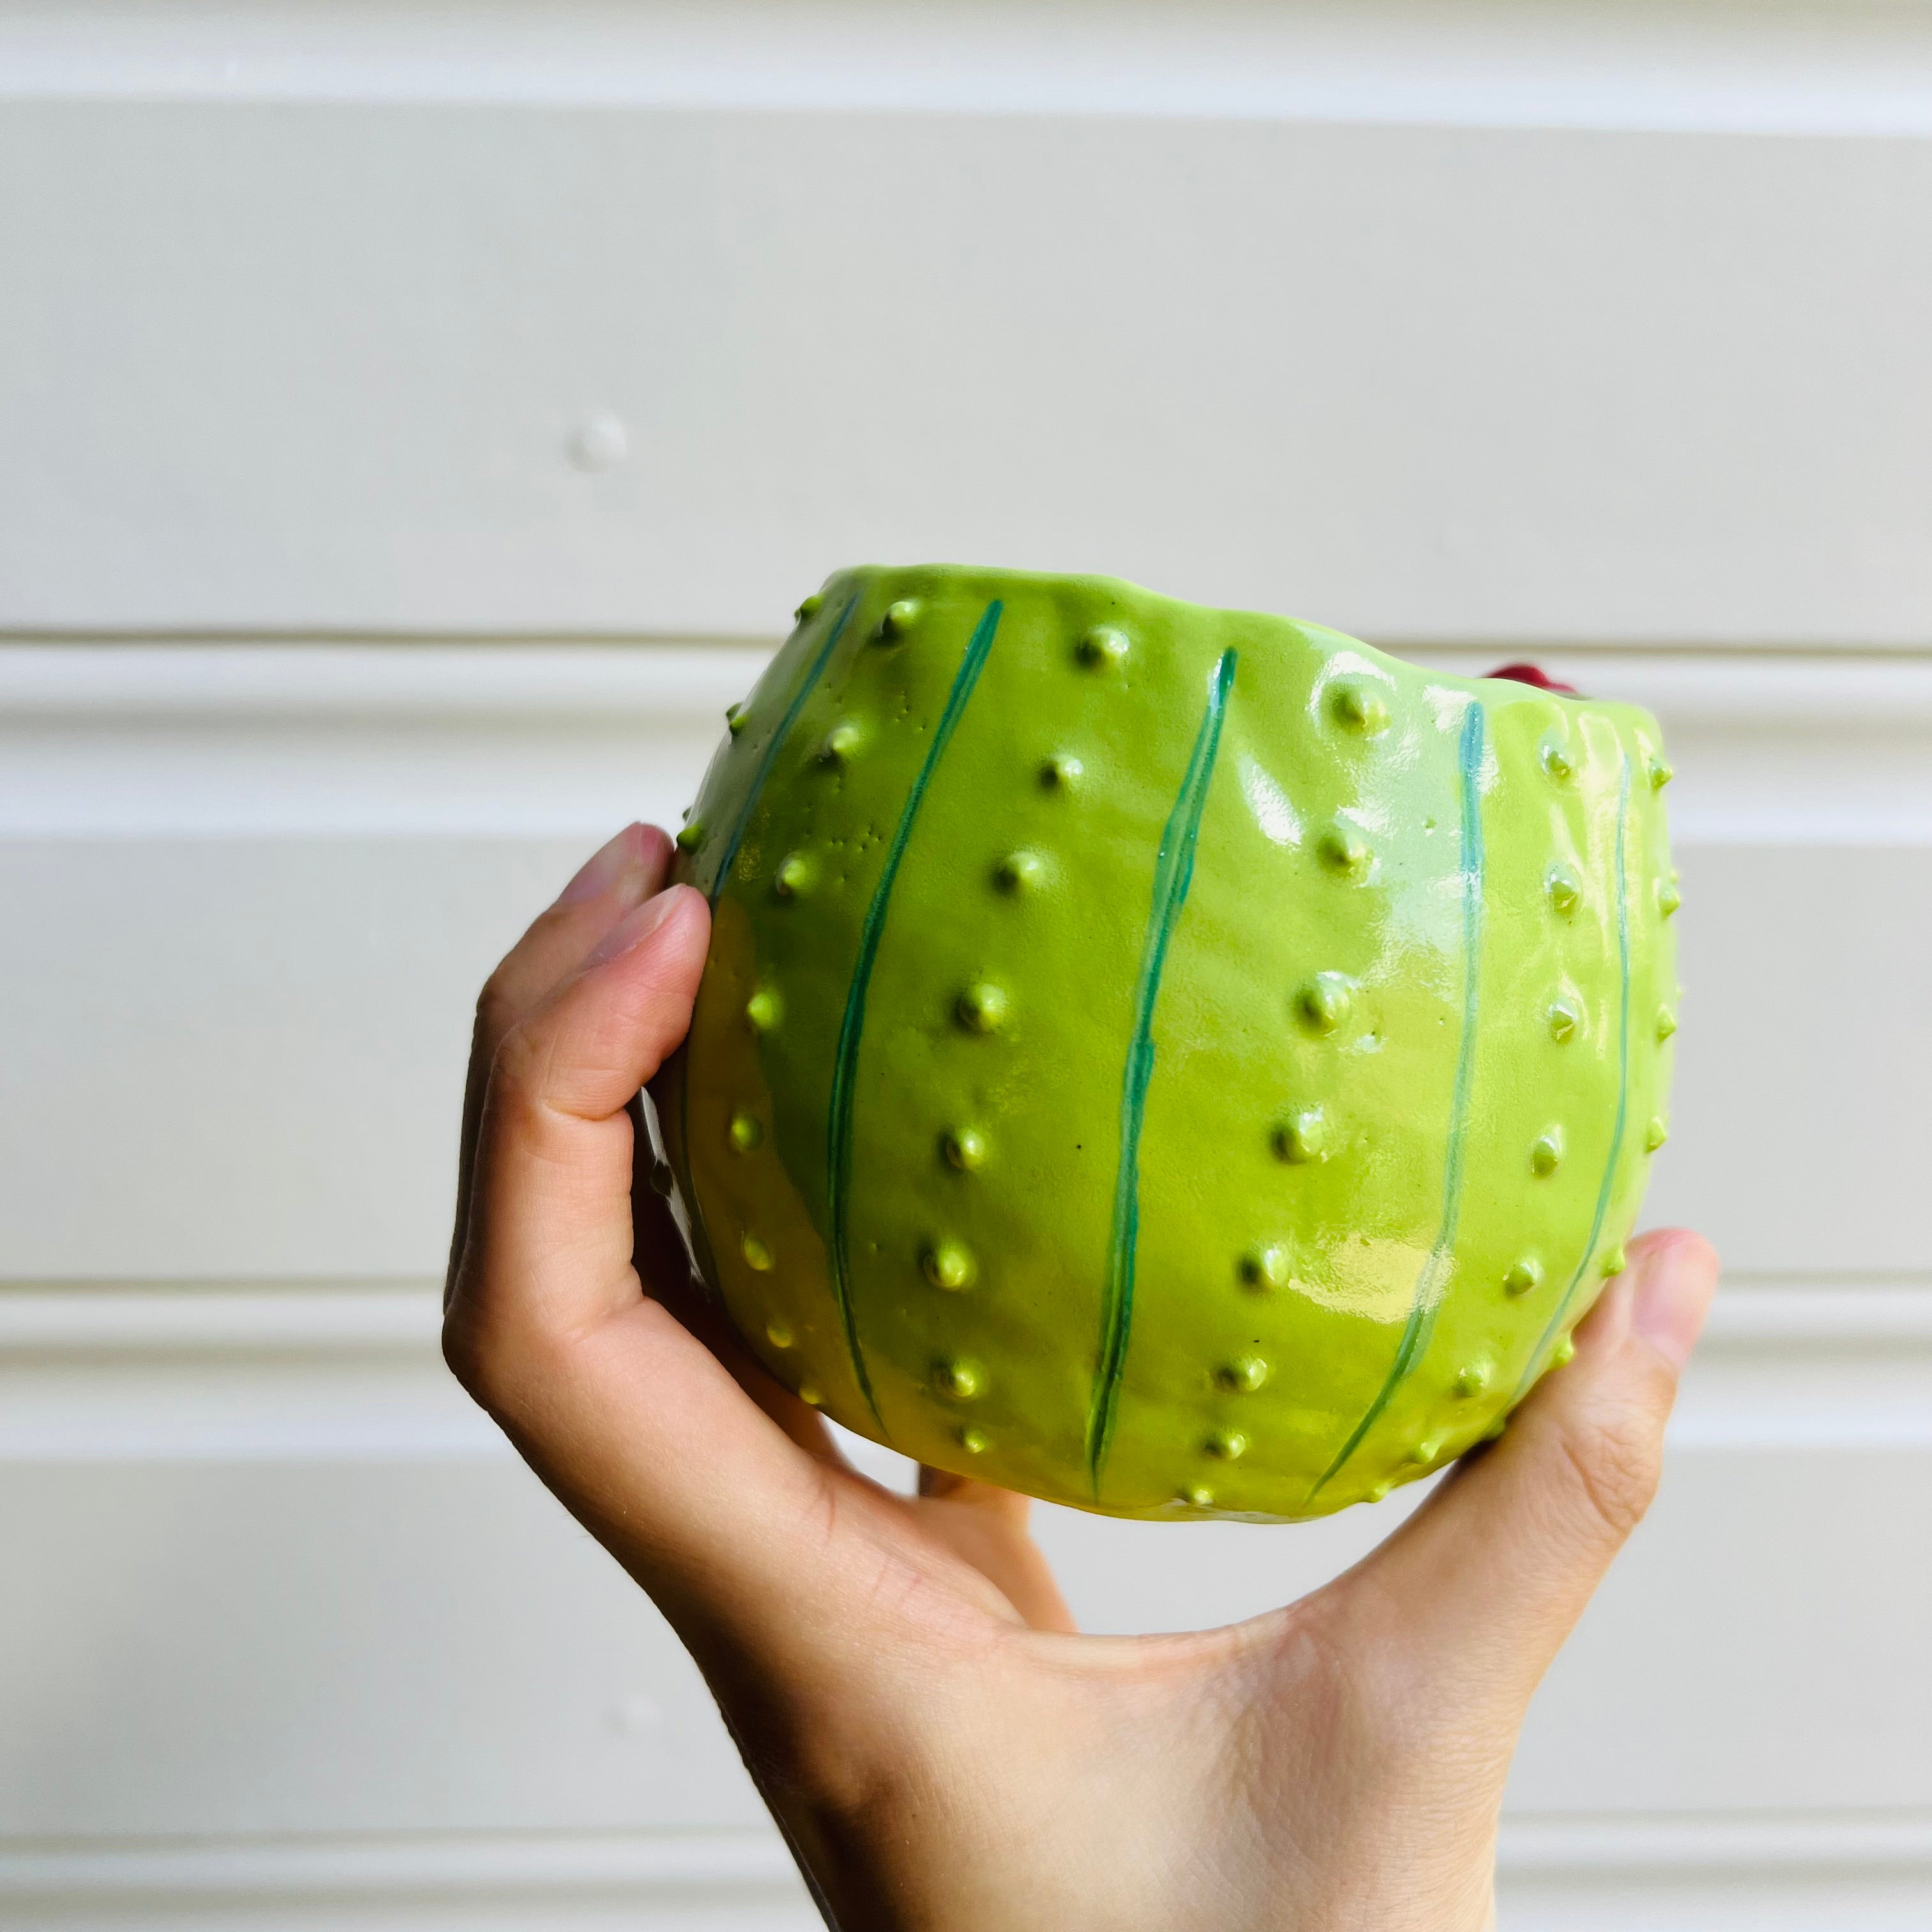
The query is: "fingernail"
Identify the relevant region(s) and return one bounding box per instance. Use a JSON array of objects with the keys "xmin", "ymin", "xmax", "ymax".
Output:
[
  {"xmin": 1630, "ymin": 1235, "xmax": 1719, "ymax": 1372},
  {"xmin": 559, "ymin": 824, "xmax": 646, "ymax": 905},
  {"xmin": 585, "ymin": 885, "xmax": 689, "ymax": 967}
]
